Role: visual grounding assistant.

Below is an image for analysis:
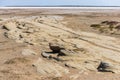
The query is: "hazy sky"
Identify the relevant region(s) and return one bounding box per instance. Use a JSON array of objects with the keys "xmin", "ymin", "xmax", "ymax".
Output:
[{"xmin": 0, "ymin": 0, "xmax": 120, "ymax": 6}]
